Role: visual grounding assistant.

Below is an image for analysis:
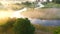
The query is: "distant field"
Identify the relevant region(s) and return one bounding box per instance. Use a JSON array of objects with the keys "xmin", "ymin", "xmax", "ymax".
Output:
[{"xmin": 21, "ymin": 8, "xmax": 60, "ymax": 20}]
